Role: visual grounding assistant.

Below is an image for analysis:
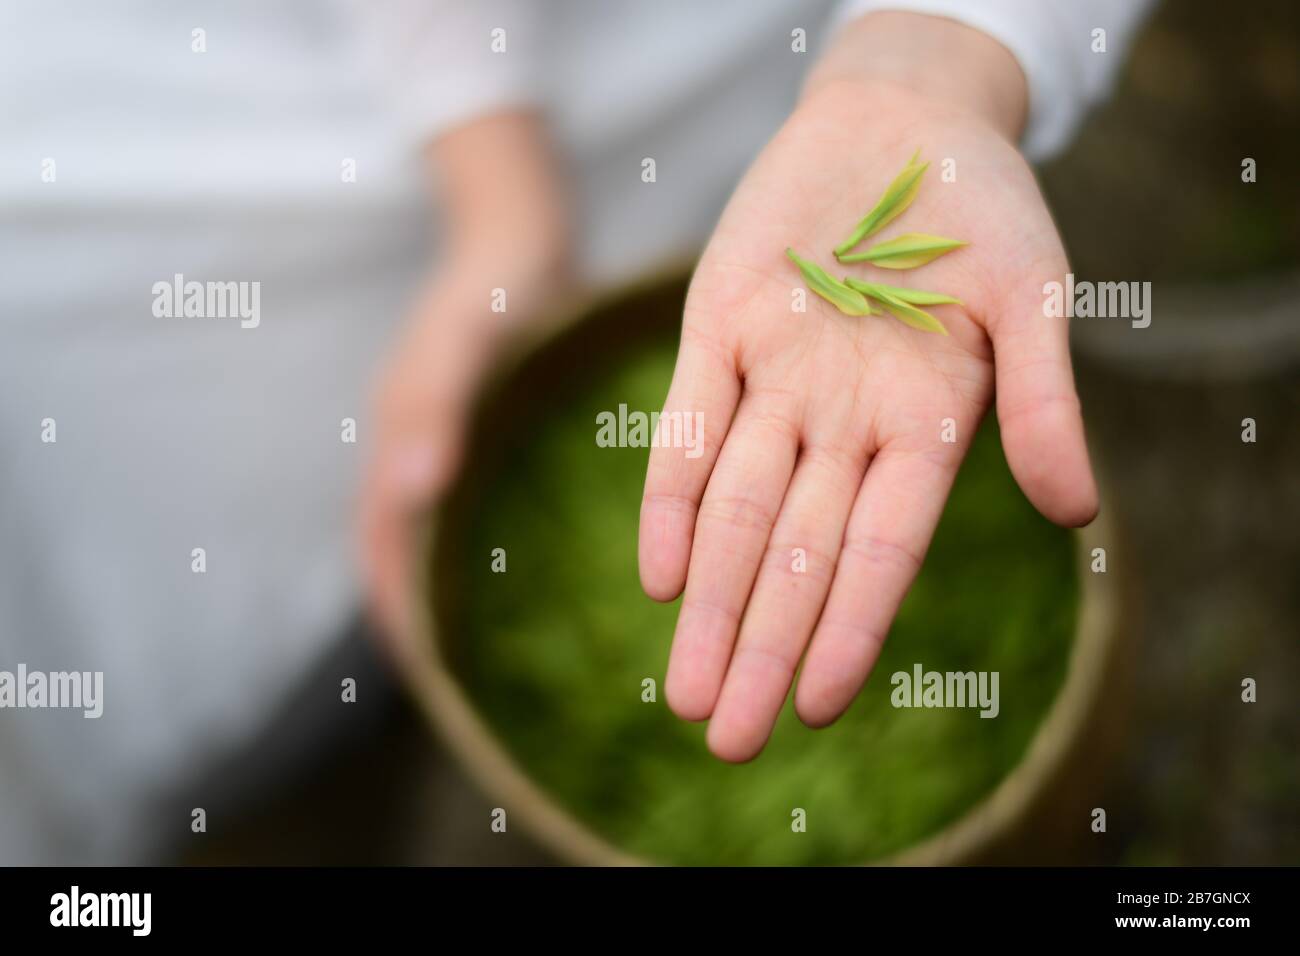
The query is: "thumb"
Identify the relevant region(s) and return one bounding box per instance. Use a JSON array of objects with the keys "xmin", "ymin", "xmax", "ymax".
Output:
[
  {"xmin": 989, "ymin": 263, "xmax": 1099, "ymax": 528},
  {"xmin": 360, "ymin": 429, "xmax": 460, "ymax": 648}
]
